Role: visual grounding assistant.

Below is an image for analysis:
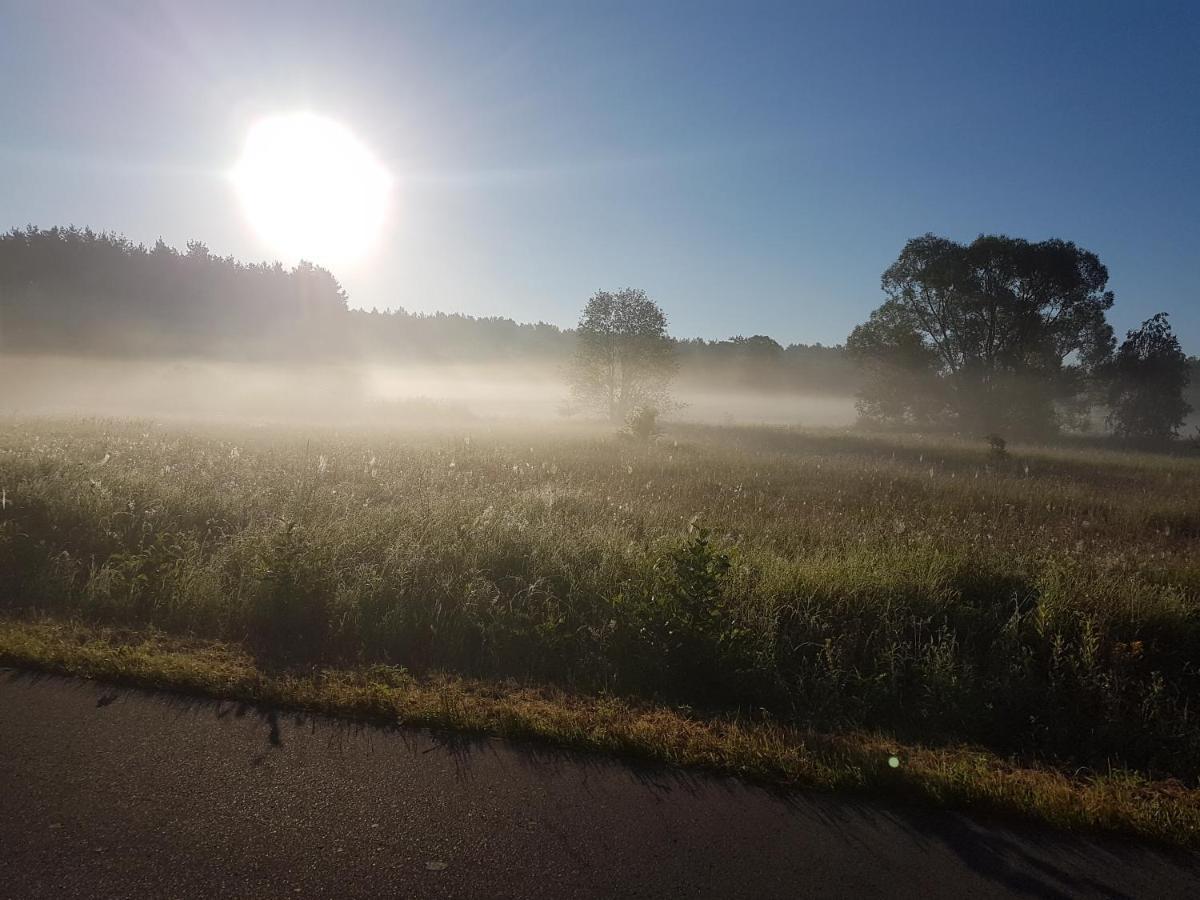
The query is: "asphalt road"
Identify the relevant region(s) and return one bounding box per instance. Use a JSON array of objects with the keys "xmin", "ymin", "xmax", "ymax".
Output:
[{"xmin": 1, "ymin": 671, "xmax": 1197, "ymax": 899}]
